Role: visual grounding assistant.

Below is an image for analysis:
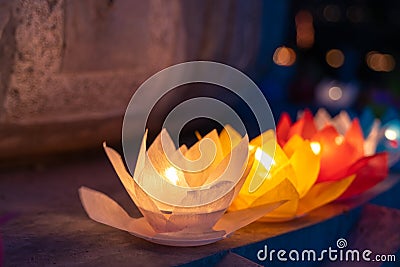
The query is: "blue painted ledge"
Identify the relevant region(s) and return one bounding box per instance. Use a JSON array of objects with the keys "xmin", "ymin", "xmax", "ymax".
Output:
[{"xmin": 179, "ymin": 174, "xmax": 400, "ymax": 267}]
